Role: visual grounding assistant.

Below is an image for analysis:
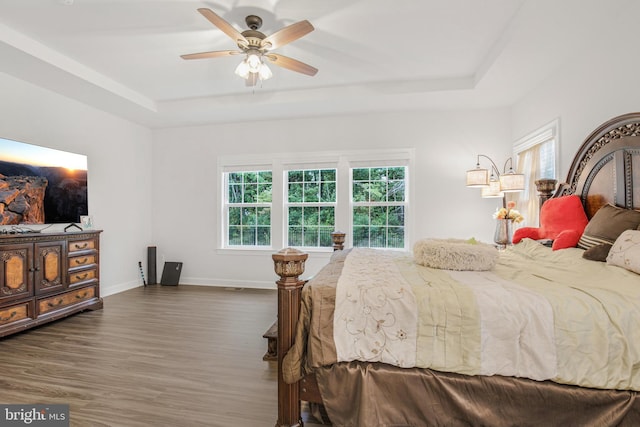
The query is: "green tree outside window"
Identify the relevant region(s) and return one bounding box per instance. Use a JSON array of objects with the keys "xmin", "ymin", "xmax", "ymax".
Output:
[
  {"xmin": 352, "ymin": 167, "xmax": 406, "ymax": 248},
  {"xmin": 287, "ymin": 169, "xmax": 336, "ymax": 247},
  {"xmin": 226, "ymin": 171, "xmax": 272, "ymax": 246}
]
